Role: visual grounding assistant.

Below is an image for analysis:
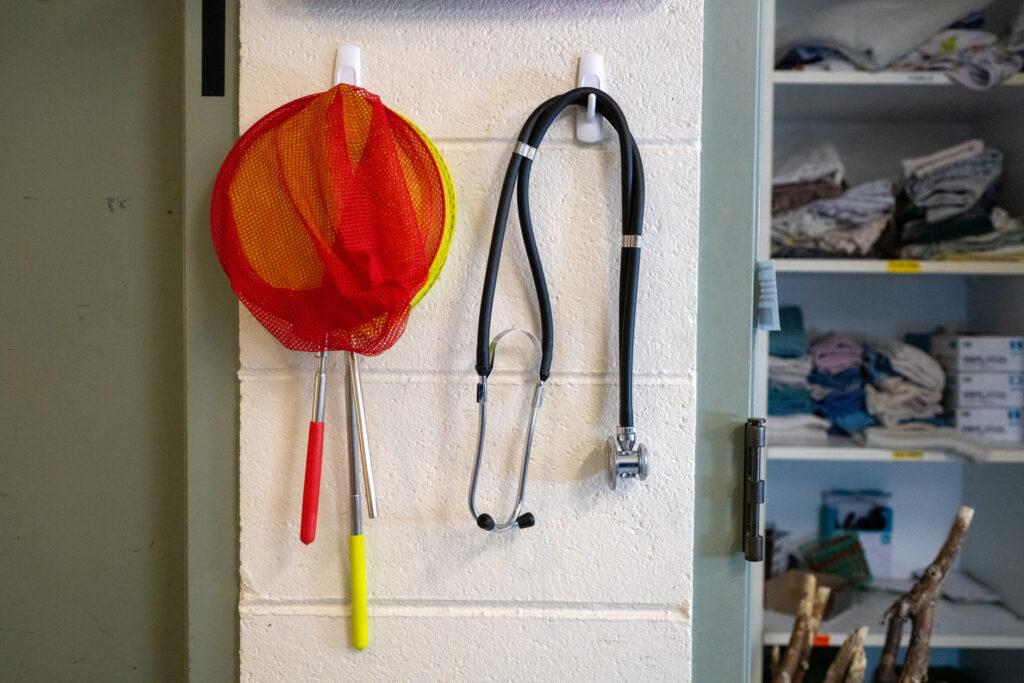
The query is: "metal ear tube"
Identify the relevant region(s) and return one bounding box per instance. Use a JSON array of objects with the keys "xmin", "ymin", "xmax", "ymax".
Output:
[{"xmin": 469, "ymin": 328, "xmax": 544, "ymax": 532}]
